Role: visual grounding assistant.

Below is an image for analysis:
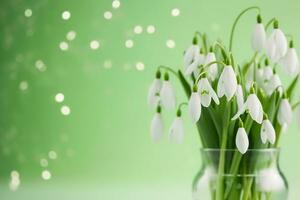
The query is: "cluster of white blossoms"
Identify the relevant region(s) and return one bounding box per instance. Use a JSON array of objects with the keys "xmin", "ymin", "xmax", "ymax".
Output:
[{"xmin": 148, "ymin": 13, "xmax": 299, "ymax": 154}]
